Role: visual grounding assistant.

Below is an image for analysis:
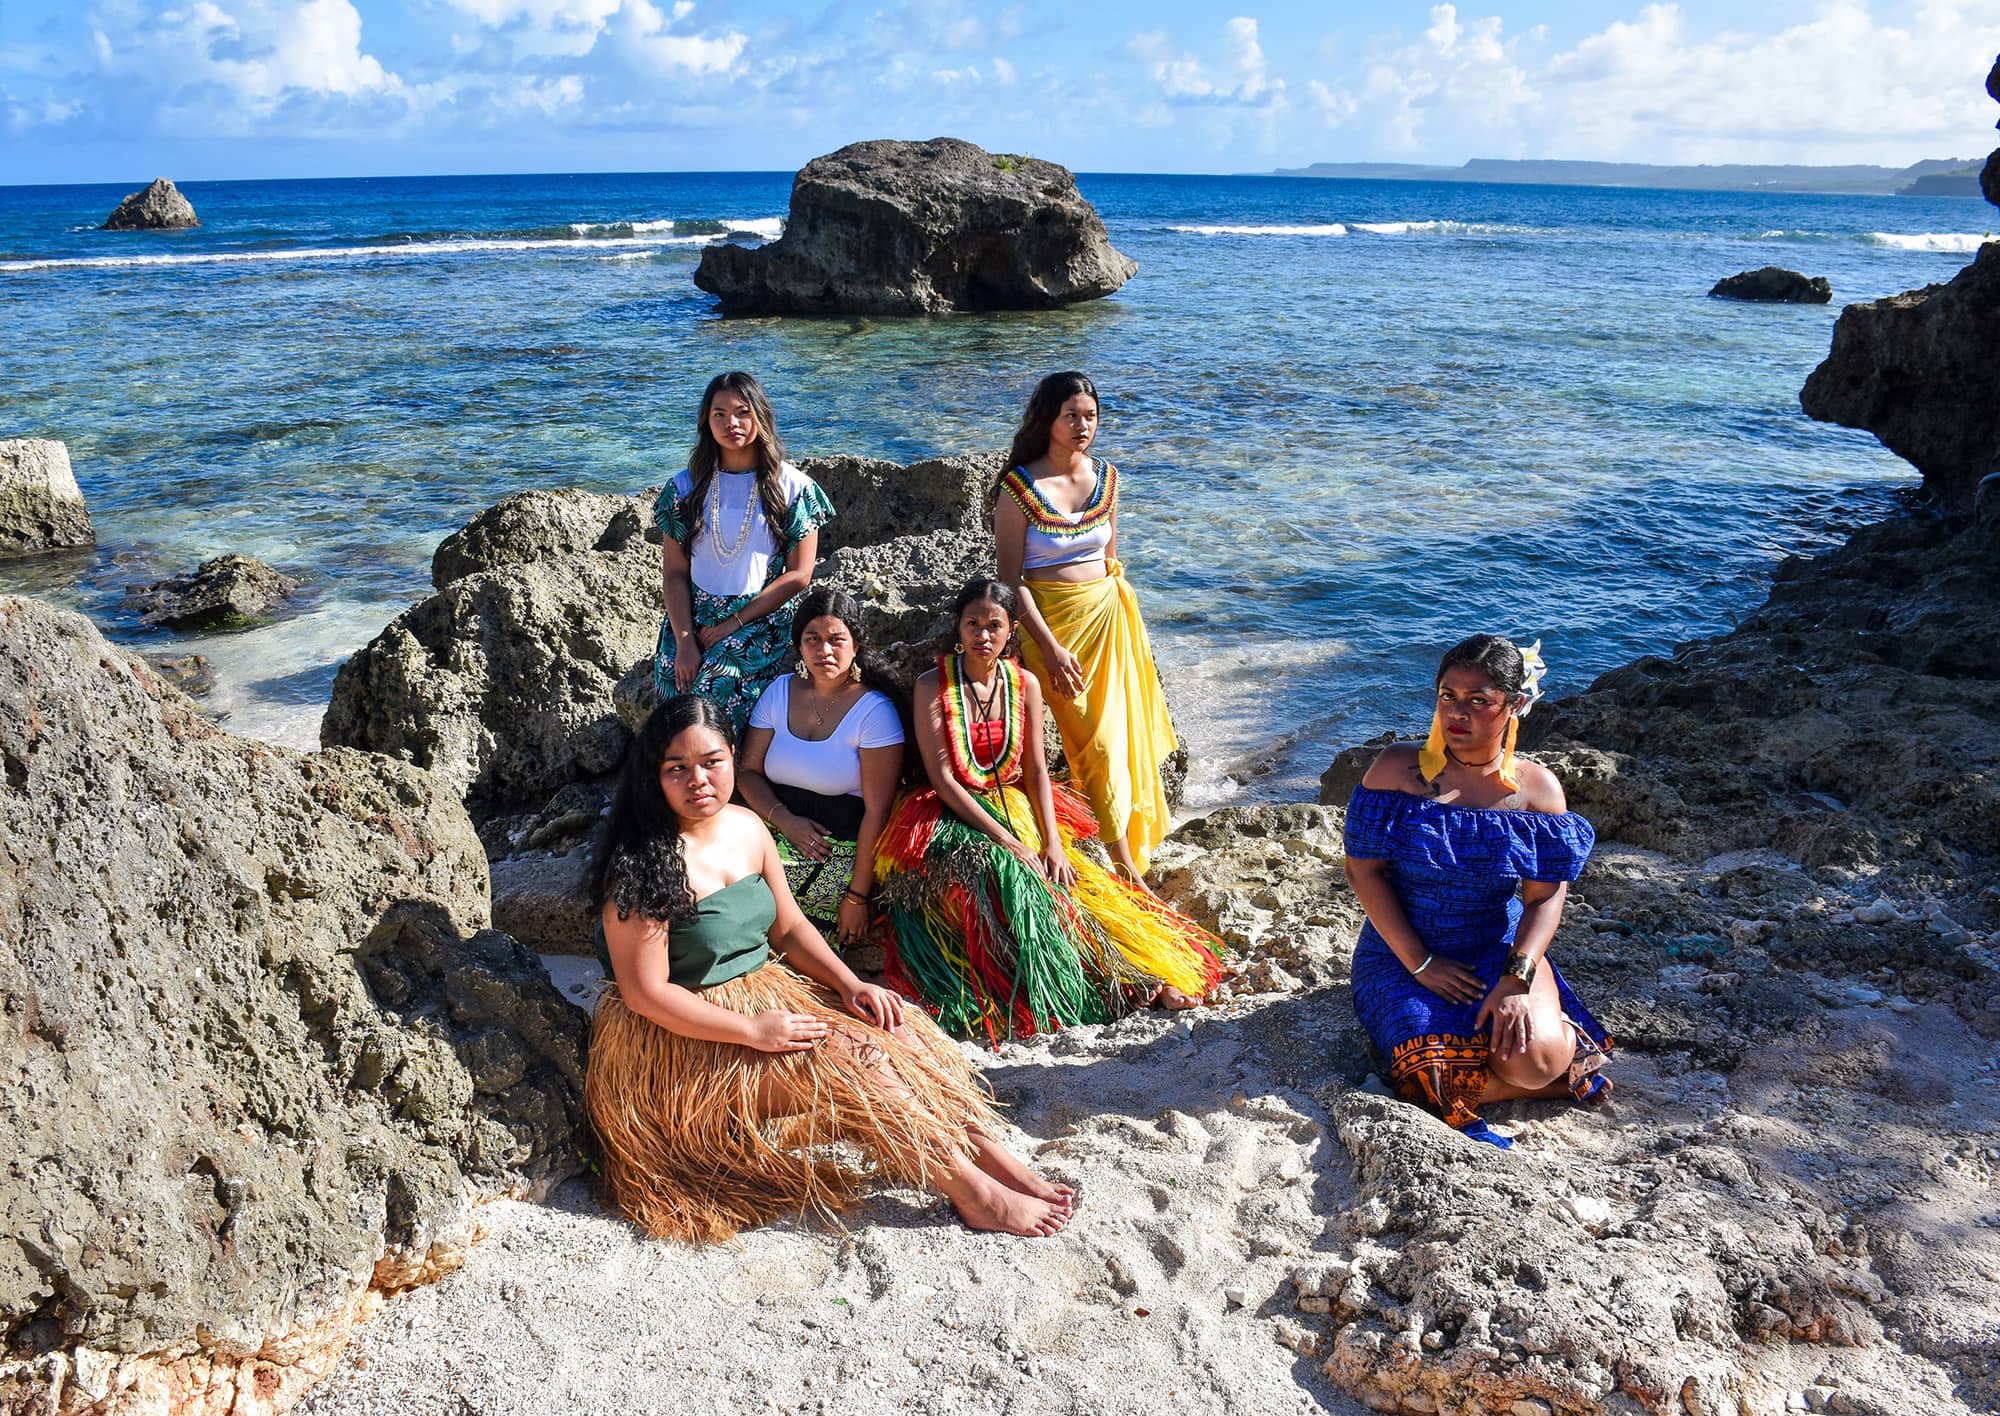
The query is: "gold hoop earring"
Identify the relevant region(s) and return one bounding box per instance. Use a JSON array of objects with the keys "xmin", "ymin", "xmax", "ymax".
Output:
[{"xmin": 953, "ymin": 642, "xmax": 965, "ymax": 654}]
